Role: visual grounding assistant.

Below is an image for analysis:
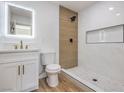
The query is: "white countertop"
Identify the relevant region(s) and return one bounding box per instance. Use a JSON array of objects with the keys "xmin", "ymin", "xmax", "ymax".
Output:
[{"xmin": 0, "ymin": 49, "xmax": 40, "ymax": 53}]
